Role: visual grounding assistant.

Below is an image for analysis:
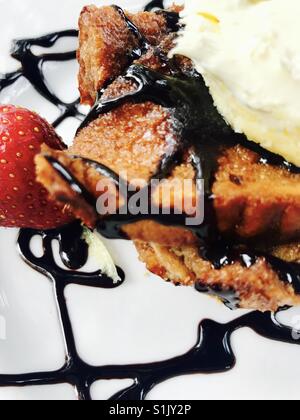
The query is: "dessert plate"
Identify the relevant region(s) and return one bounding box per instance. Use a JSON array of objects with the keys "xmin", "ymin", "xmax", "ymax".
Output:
[{"xmin": 1, "ymin": 0, "xmax": 300, "ymax": 401}]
